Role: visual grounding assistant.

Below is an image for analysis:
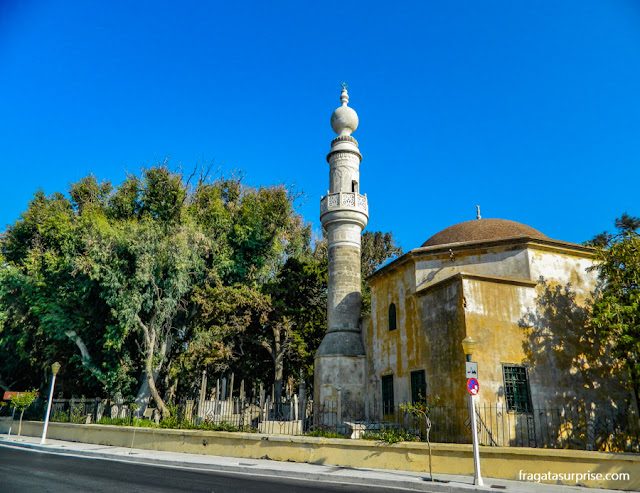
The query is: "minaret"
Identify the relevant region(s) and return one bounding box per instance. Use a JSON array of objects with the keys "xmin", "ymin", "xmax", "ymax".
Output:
[{"xmin": 314, "ymin": 85, "xmax": 368, "ymax": 418}]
